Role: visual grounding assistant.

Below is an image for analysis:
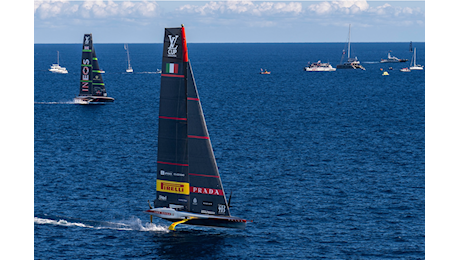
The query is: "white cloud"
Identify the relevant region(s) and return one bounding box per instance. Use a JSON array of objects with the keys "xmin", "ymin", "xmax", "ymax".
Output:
[
  {"xmin": 308, "ymin": 0, "xmax": 369, "ymax": 15},
  {"xmin": 34, "ymin": 0, "xmax": 75, "ymax": 19},
  {"xmin": 369, "ymin": 3, "xmax": 391, "ymax": 16},
  {"xmin": 308, "ymin": 0, "xmax": 424, "ymax": 22},
  {"xmin": 33, "ymin": 0, "xmax": 425, "ymax": 43},
  {"xmin": 307, "ymin": 1, "xmax": 332, "ymax": 15},
  {"xmin": 178, "ymin": 1, "xmax": 302, "ymax": 16},
  {"xmin": 367, "ymin": 3, "xmax": 422, "ymax": 18},
  {"xmin": 34, "ymin": 0, "xmax": 159, "ymax": 19}
]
